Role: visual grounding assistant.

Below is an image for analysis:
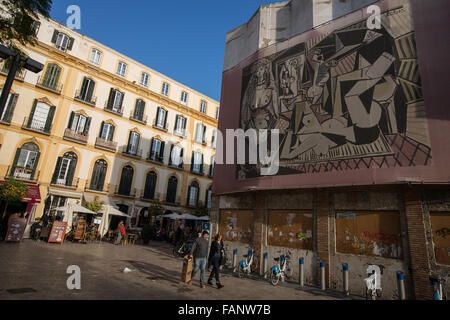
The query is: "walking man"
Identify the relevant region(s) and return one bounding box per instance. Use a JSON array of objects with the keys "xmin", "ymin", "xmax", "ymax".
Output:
[{"xmin": 189, "ymin": 230, "xmax": 209, "ymax": 288}]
